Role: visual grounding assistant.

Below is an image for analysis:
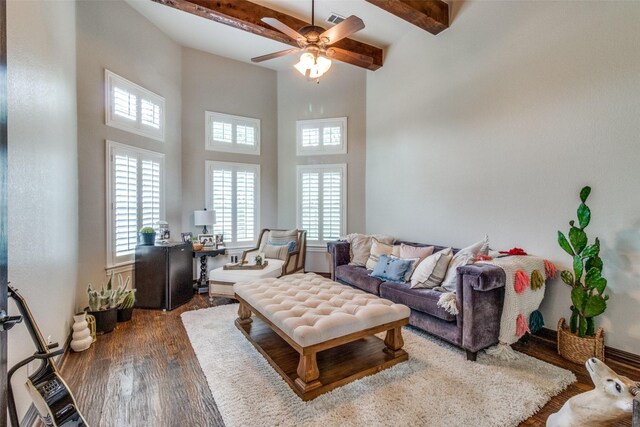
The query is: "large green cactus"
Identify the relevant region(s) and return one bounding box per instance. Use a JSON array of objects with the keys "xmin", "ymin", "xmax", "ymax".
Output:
[{"xmin": 557, "ymin": 186, "xmax": 609, "ymax": 337}]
